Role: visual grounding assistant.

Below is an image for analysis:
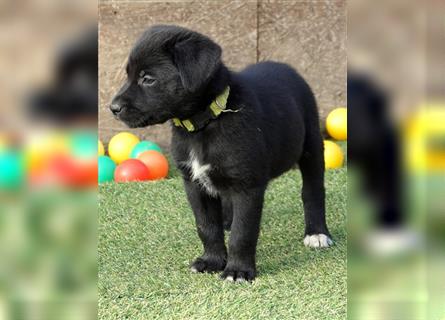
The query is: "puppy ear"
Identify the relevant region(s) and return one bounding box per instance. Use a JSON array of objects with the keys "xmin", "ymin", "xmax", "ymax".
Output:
[{"xmin": 173, "ymin": 35, "xmax": 222, "ymax": 92}]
